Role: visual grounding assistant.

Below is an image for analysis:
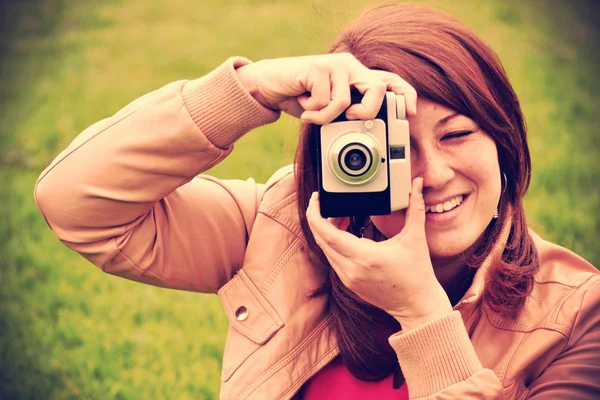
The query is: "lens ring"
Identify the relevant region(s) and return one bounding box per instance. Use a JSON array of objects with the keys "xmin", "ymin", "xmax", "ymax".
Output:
[{"xmin": 339, "ymin": 143, "xmax": 372, "ymax": 176}]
